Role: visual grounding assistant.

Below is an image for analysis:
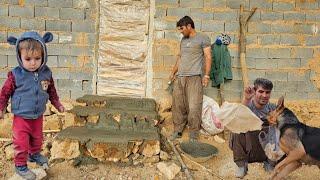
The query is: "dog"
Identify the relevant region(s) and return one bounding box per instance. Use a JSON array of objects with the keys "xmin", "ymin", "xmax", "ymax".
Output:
[{"xmin": 268, "ymin": 96, "xmax": 320, "ymax": 179}]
